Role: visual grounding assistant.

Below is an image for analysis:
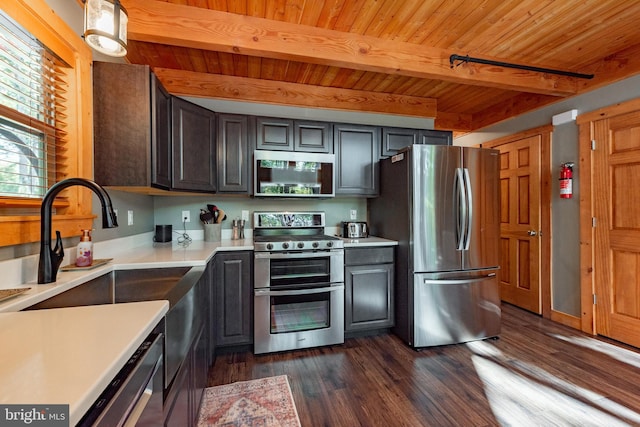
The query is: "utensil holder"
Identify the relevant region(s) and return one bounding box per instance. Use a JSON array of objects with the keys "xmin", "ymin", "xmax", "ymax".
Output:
[{"xmin": 203, "ymin": 223, "xmax": 221, "ymax": 242}]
